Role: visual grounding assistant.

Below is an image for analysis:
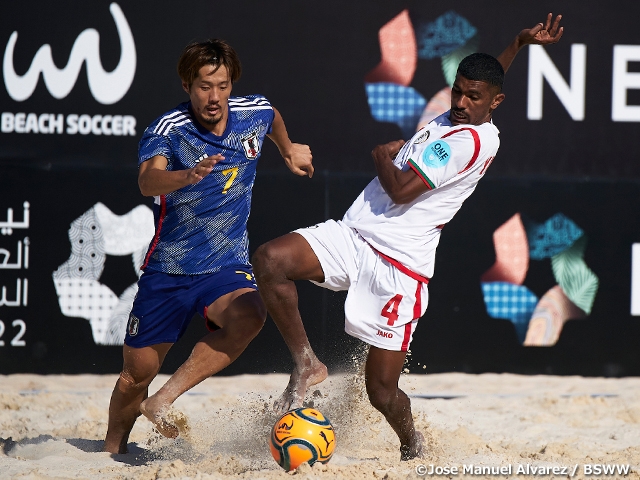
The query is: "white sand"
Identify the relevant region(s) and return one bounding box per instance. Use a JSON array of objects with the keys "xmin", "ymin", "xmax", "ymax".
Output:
[{"xmin": 1, "ymin": 371, "xmax": 639, "ymax": 479}]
